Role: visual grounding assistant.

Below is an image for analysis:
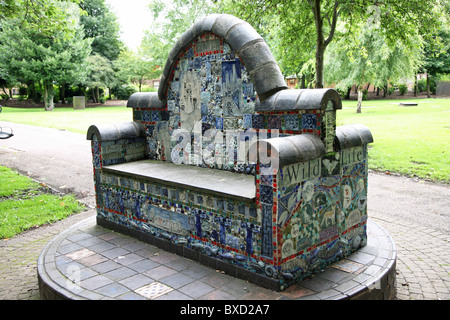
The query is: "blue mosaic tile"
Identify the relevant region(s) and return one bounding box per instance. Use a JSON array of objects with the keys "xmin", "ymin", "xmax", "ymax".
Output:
[{"xmin": 302, "ymin": 113, "xmax": 317, "ymax": 130}]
